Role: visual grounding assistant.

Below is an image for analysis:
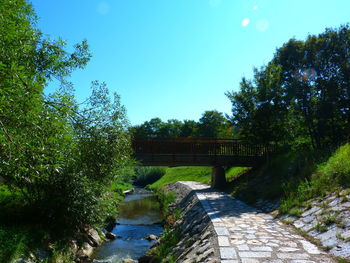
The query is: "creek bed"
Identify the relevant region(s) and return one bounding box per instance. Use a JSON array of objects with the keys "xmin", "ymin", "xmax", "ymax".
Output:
[{"xmin": 92, "ymin": 188, "xmax": 163, "ymax": 263}]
